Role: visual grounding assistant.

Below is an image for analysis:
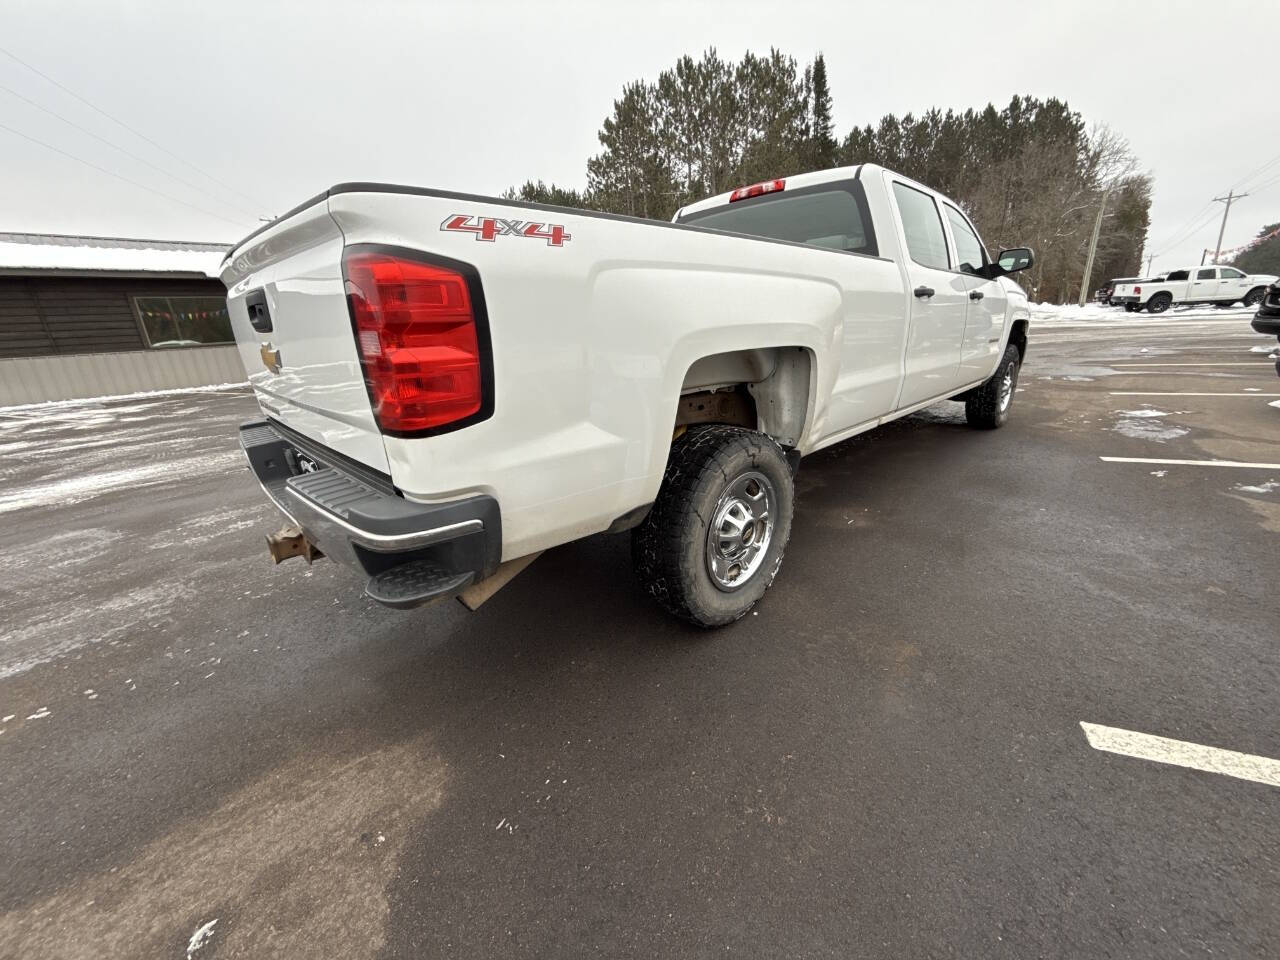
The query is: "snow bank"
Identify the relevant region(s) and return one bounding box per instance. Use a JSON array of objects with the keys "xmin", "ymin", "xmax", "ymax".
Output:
[{"xmin": 1030, "ymin": 302, "xmax": 1257, "ymax": 324}]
